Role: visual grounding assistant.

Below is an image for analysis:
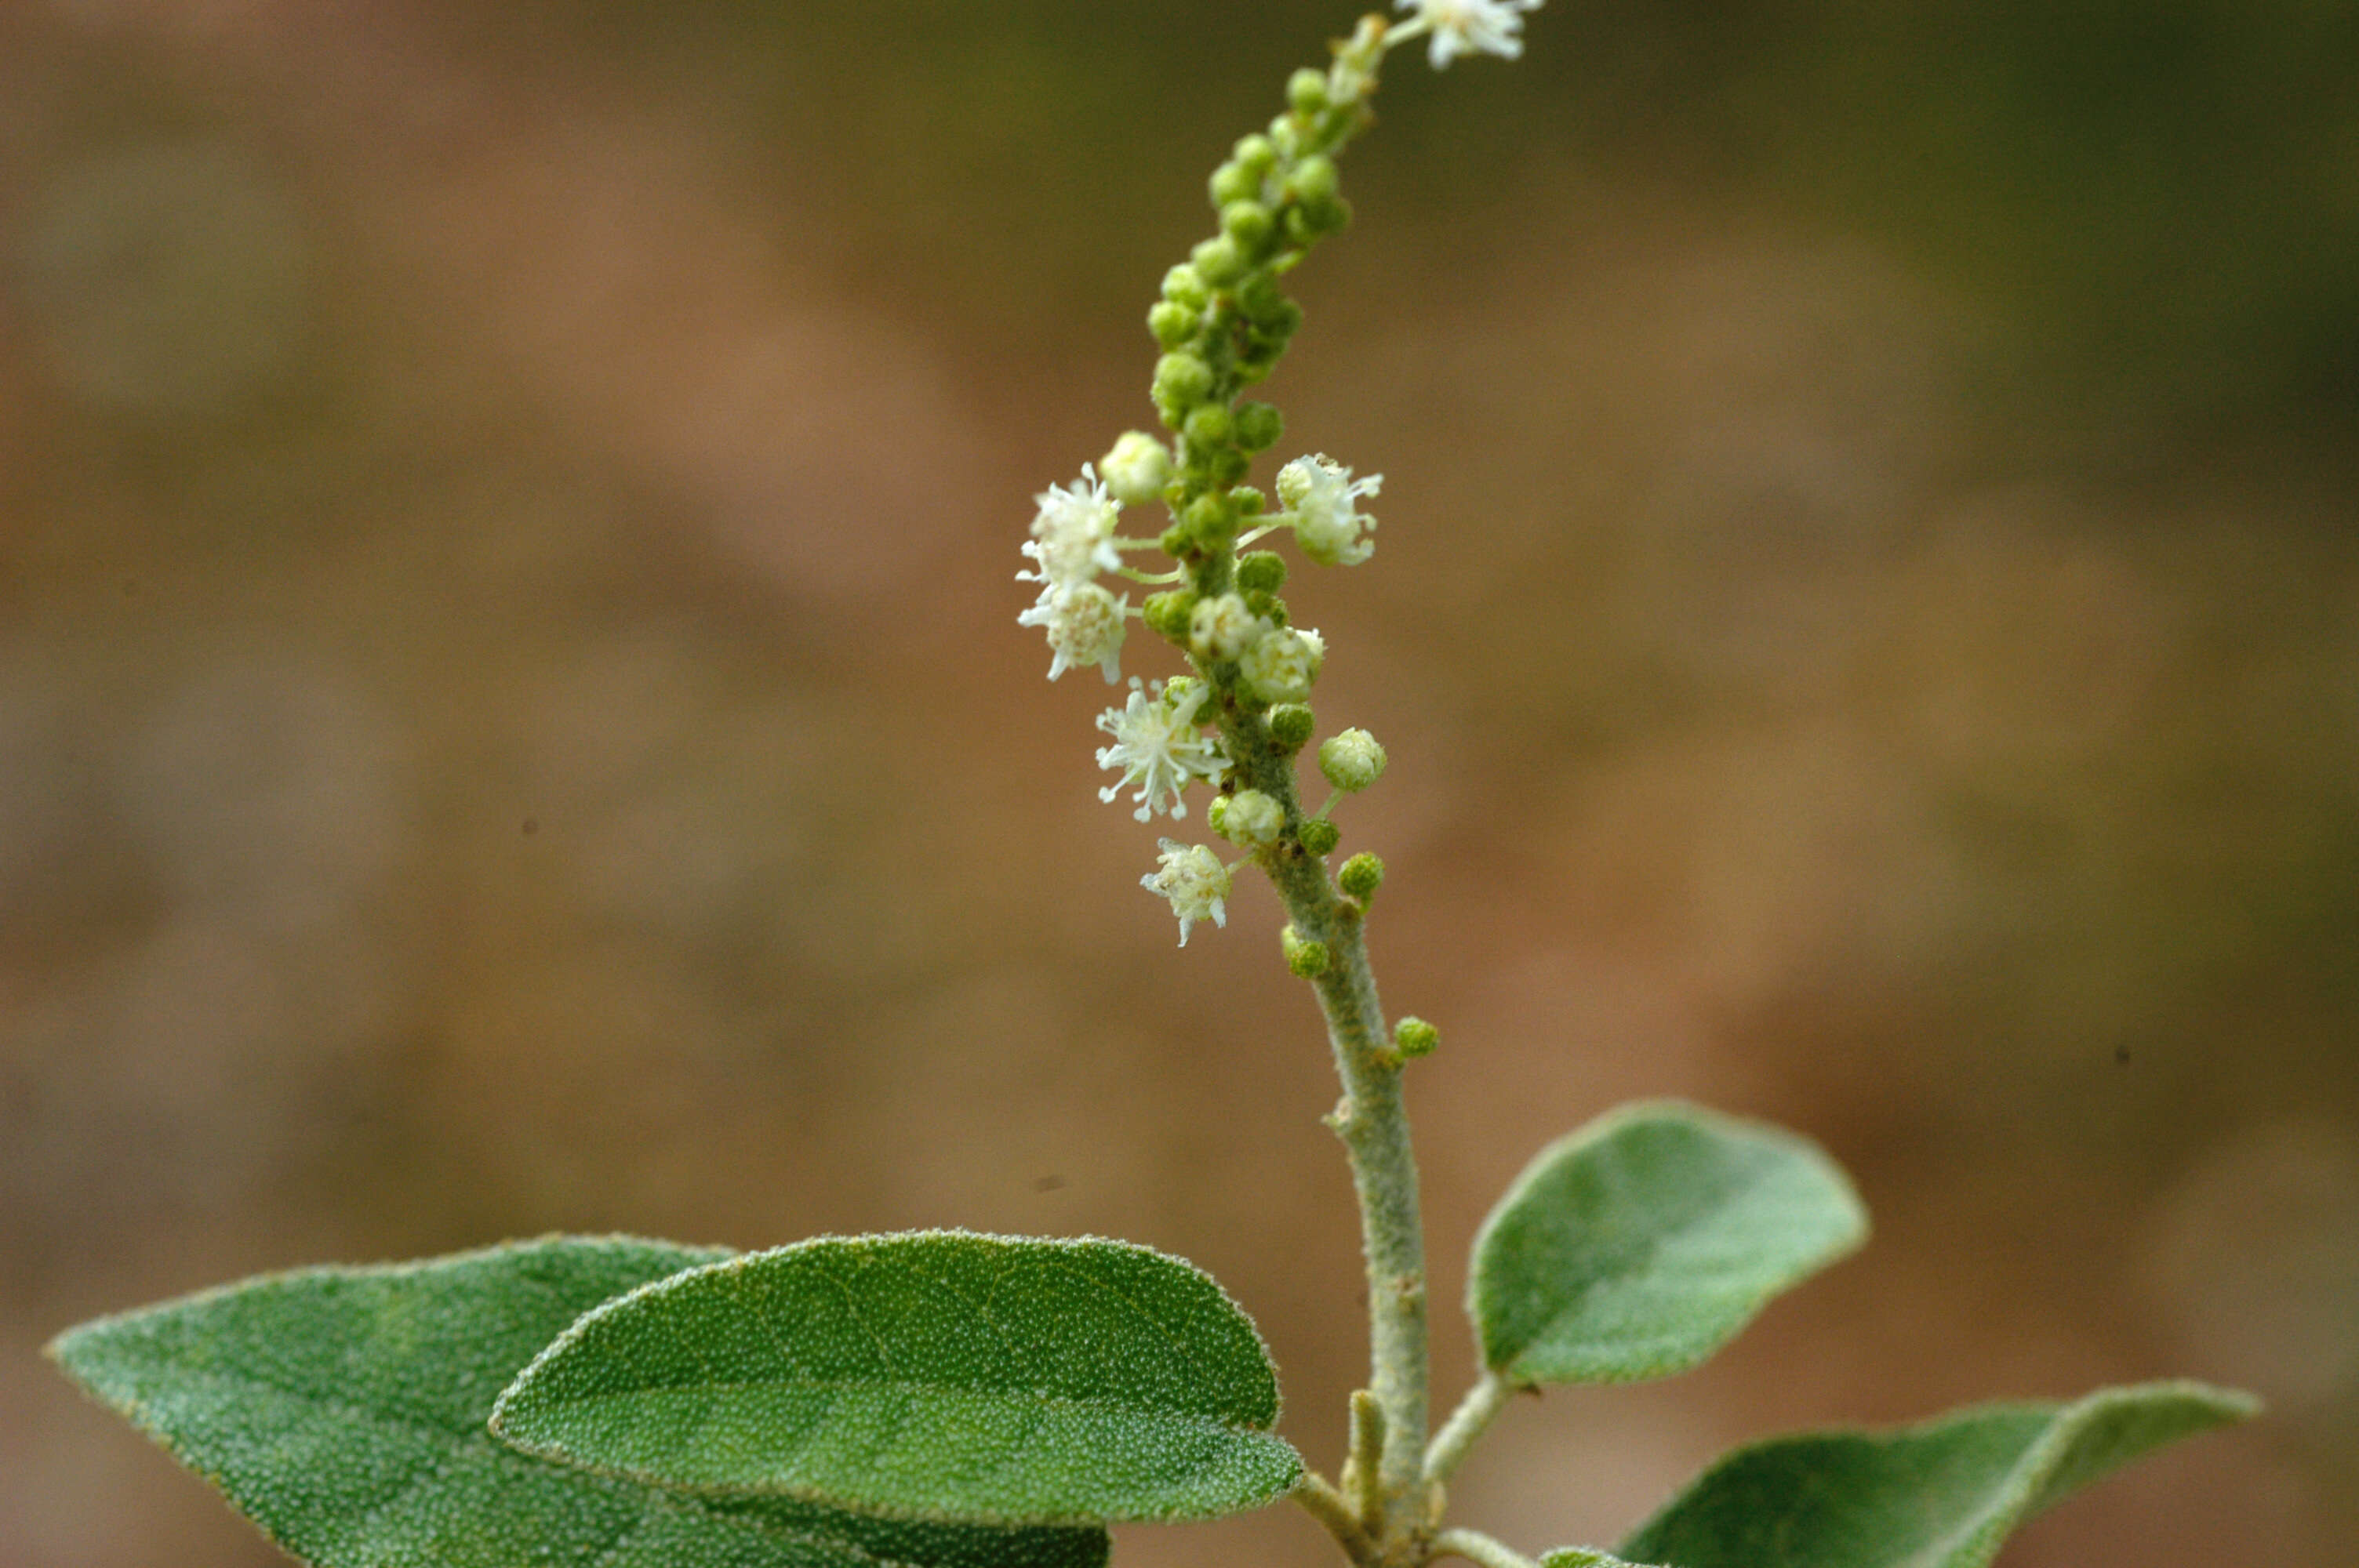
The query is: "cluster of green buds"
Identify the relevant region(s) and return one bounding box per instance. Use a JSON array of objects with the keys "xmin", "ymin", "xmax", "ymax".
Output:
[{"xmin": 1020, "ymin": 4, "xmax": 1540, "ymax": 949}]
